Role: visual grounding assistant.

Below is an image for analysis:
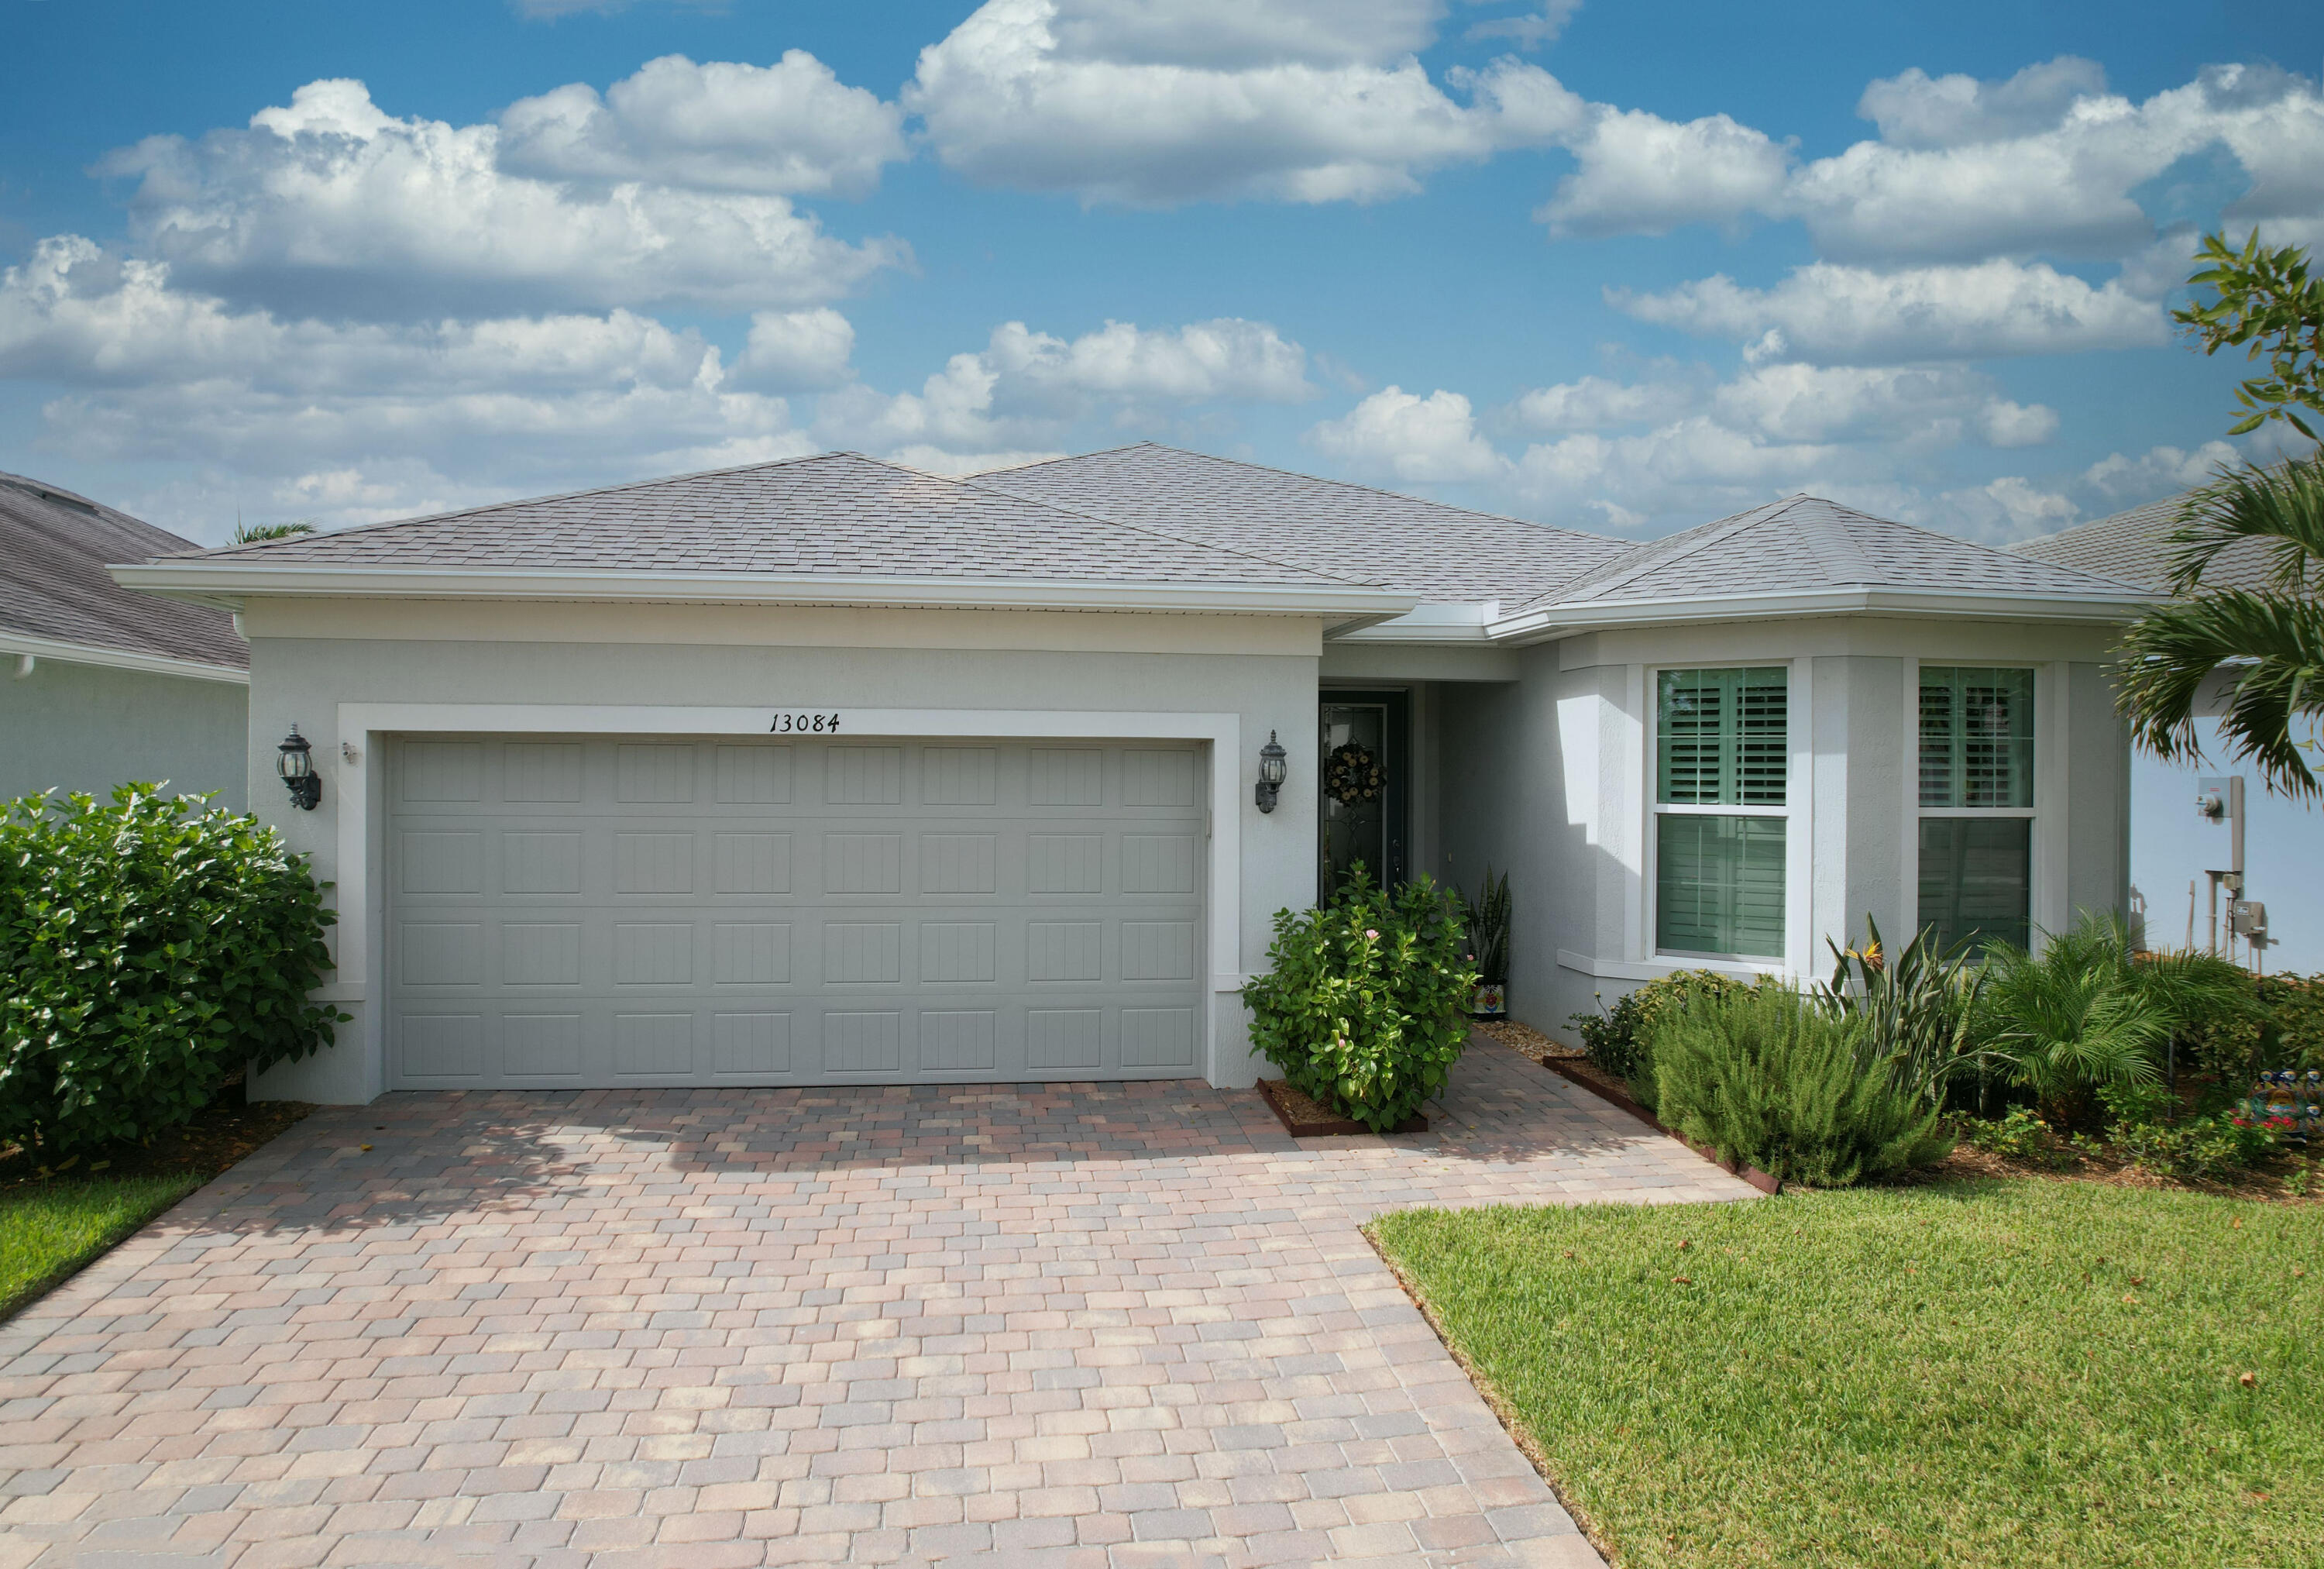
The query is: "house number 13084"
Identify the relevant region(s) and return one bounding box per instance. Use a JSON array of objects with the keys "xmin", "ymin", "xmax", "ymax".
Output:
[{"xmin": 769, "ymin": 712, "xmax": 843, "ymax": 734}]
